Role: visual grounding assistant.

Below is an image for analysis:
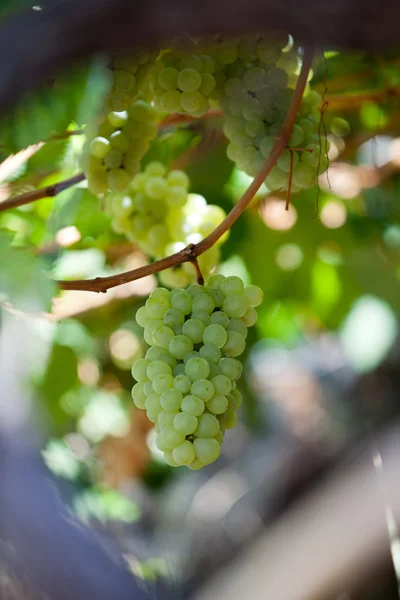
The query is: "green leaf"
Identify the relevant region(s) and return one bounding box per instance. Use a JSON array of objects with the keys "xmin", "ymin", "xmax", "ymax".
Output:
[
  {"xmin": 0, "ymin": 229, "xmax": 55, "ymax": 310},
  {"xmin": 0, "ymin": 60, "xmax": 109, "ymax": 153}
]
